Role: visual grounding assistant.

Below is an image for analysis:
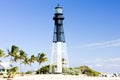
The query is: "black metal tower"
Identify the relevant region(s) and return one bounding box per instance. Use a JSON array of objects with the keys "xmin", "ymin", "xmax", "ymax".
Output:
[
  {"xmin": 53, "ymin": 4, "xmax": 65, "ymax": 43},
  {"xmin": 50, "ymin": 4, "xmax": 68, "ymax": 74}
]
